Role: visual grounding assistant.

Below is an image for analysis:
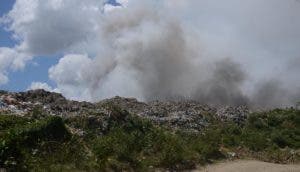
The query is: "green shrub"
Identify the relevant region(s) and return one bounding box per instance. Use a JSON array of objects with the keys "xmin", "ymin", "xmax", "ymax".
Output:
[
  {"xmin": 221, "ymin": 123, "xmax": 242, "ymax": 147},
  {"xmin": 0, "ymin": 114, "xmax": 29, "ymax": 131},
  {"xmin": 241, "ymin": 130, "xmax": 269, "ymax": 151},
  {"xmin": 92, "ymin": 115, "xmax": 199, "ymax": 171},
  {"xmin": 0, "ymin": 116, "xmax": 70, "ymax": 170},
  {"xmin": 24, "ymin": 136, "xmax": 92, "ymax": 171}
]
